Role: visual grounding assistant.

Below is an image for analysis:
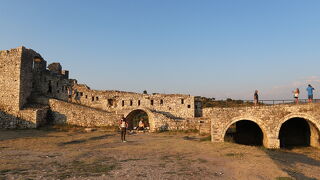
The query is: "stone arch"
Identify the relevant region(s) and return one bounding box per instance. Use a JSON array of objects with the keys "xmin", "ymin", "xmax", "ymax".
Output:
[
  {"xmin": 123, "ymin": 108, "xmax": 156, "ymax": 132},
  {"xmin": 276, "ymin": 113, "xmax": 320, "ymax": 148},
  {"xmin": 222, "ymin": 116, "xmax": 269, "ymax": 147}
]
